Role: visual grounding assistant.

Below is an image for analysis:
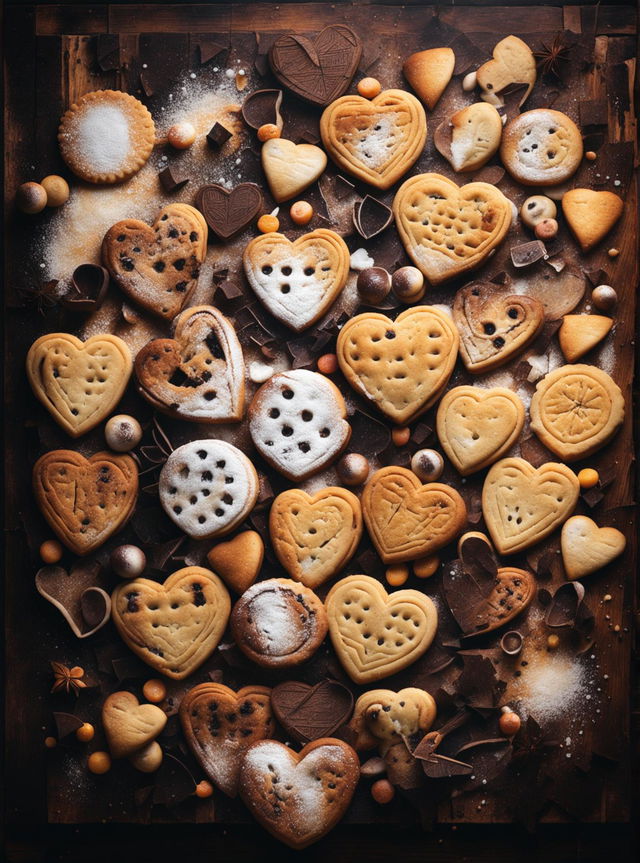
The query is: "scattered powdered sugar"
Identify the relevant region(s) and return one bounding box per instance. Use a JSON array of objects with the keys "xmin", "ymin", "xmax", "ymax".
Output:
[
  {"xmin": 349, "ymin": 248, "xmax": 374, "ymax": 271},
  {"xmin": 507, "ymin": 650, "xmax": 589, "ymax": 723},
  {"xmin": 353, "ymin": 114, "xmax": 397, "ymax": 170},
  {"xmin": 69, "ymin": 104, "xmax": 133, "ymax": 174}
]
